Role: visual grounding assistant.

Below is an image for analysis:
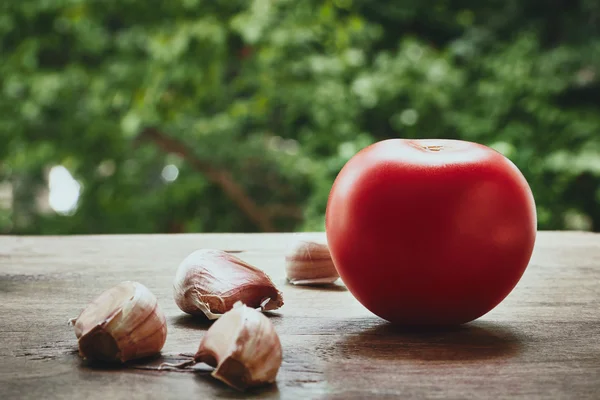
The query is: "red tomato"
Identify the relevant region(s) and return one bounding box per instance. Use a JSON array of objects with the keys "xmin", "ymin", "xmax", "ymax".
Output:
[{"xmin": 326, "ymin": 139, "xmax": 537, "ymax": 325}]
